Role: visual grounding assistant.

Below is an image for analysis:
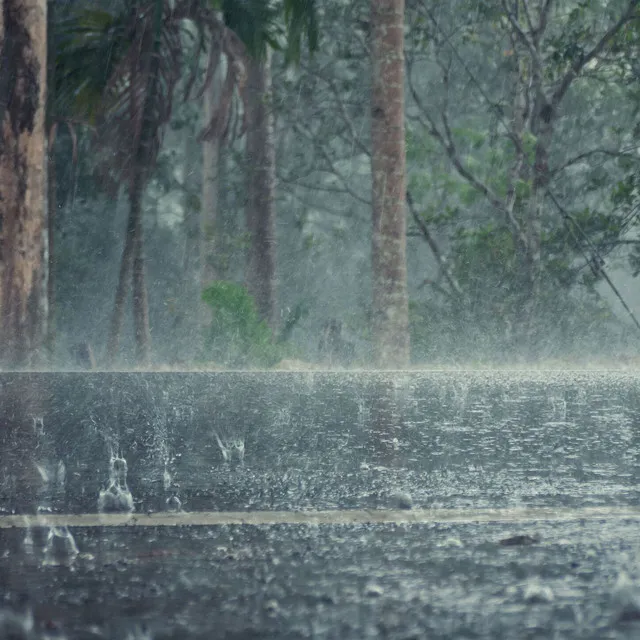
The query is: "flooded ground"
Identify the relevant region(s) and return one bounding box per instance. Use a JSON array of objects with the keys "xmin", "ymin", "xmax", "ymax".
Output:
[{"xmin": 1, "ymin": 371, "xmax": 640, "ymax": 638}]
